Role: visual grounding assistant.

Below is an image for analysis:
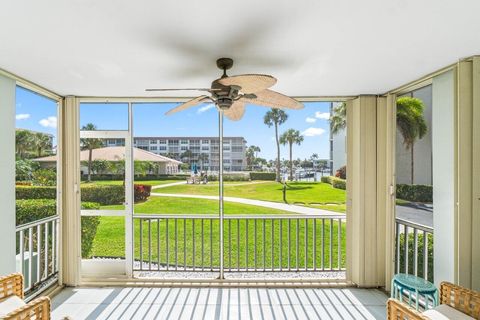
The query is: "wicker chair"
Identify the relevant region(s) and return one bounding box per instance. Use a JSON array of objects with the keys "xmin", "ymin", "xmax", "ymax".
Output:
[
  {"xmin": 388, "ymin": 282, "xmax": 480, "ymax": 319},
  {"xmin": 0, "ymin": 273, "xmax": 50, "ymax": 320}
]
